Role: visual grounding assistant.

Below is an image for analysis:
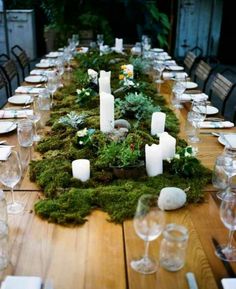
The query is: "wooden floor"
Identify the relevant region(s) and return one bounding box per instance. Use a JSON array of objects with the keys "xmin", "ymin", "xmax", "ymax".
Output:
[{"xmin": 1, "ymin": 79, "xmax": 236, "ymax": 289}]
